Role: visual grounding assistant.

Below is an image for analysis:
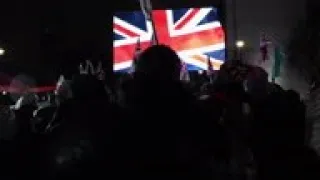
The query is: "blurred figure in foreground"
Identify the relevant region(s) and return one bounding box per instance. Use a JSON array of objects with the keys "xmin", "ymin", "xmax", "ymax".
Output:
[{"xmin": 113, "ymin": 45, "xmax": 216, "ymax": 179}]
